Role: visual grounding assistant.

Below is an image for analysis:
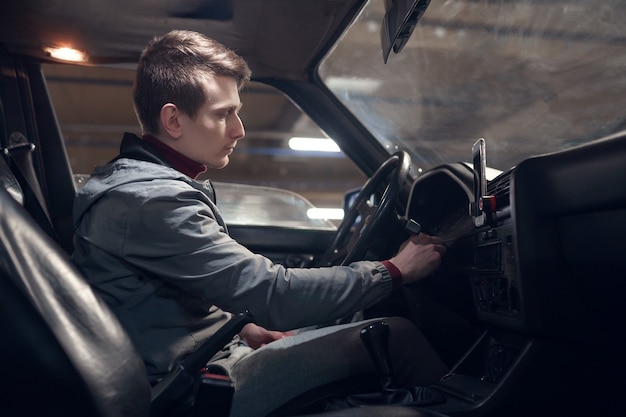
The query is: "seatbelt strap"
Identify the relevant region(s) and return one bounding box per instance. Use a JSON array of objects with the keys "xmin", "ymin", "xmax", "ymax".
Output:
[
  {"xmin": 3, "ymin": 131, "xmax": 56, "ymax": 236},
  {"xmin": 0, "ymin": 153, "xmax": 24, "ymax": 205}
]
